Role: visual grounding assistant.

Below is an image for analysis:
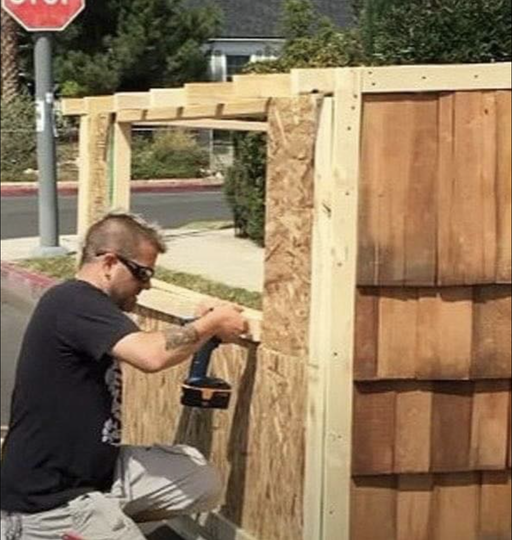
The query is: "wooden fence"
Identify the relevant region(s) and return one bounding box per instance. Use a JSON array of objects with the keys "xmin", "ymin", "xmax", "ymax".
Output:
[{"xmin": 63, "ymin": 62, "xmax": 512, "ymax": 540}]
